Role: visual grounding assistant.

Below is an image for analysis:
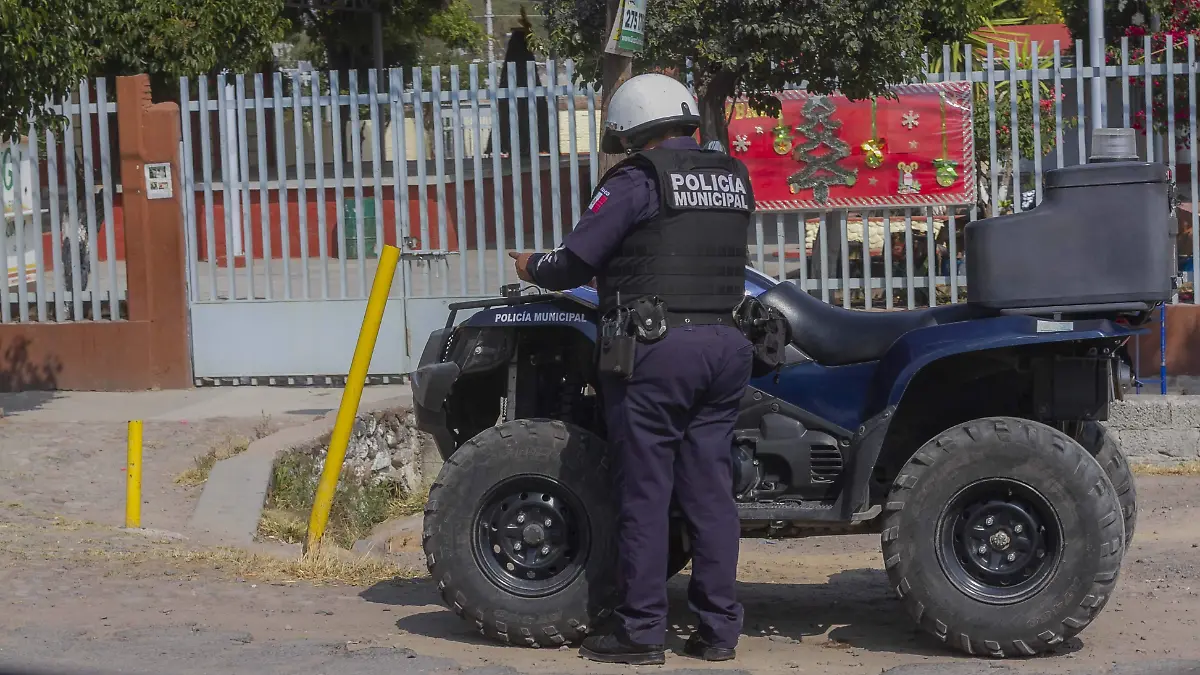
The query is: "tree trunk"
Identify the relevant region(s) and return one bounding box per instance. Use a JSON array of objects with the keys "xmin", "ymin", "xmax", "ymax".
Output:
[
  {"xmin": 697, "ymin": 70, "xmax": 736, "ymax": 150},
  {"xmin": 597, "ymin": 0, "xmax": 632, "ymax": 176}
]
